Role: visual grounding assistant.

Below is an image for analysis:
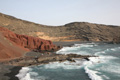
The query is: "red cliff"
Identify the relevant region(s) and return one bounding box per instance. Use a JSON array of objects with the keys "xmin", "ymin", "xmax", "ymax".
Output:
[{"xmin": 0, "ymin": 26, "xmax": 58, "ymax": 61}]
